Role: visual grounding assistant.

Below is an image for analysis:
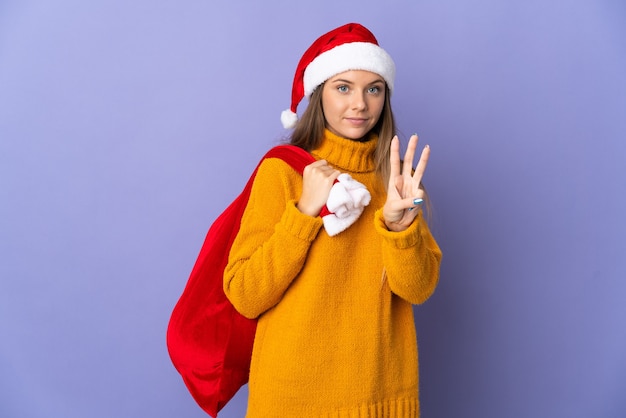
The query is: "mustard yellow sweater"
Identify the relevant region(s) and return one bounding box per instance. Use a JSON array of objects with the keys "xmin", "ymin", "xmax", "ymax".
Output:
[{"xmin": 224, "ymin": 130, "xmax": 442, "ymax": 417}]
